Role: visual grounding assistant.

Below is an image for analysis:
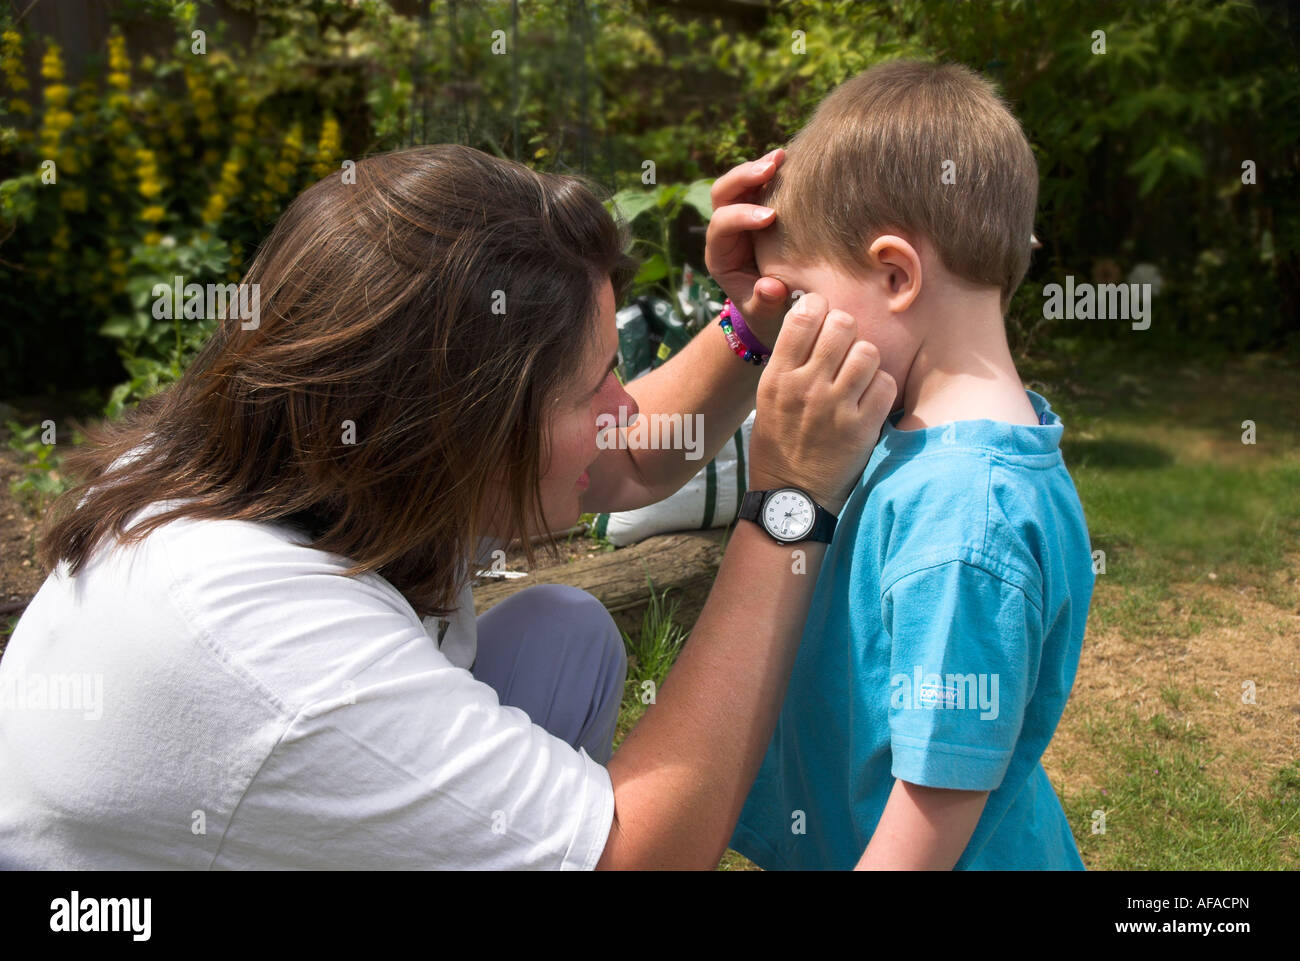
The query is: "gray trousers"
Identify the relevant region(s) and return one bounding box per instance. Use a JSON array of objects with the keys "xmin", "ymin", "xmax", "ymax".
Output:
[{"xmin": 470, "ymin": 584, "xmax": 628, "ymax": 765}]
